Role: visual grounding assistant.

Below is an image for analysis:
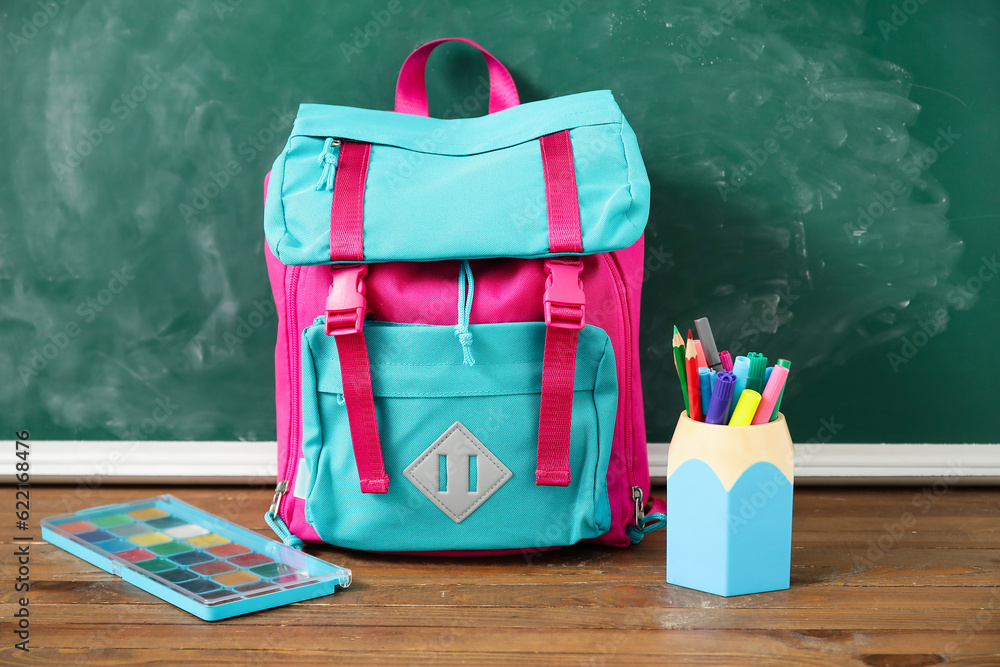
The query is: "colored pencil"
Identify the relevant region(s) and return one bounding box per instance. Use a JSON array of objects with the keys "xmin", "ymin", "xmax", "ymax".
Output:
[
  {"xmin": 672, "ymin": 326, "xmax": 689, "ymax": 415},
  {"xmin": 686, "ymin": 336, "xmax": 702, "ymax": 421}
]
